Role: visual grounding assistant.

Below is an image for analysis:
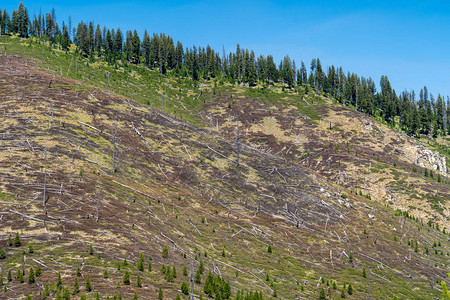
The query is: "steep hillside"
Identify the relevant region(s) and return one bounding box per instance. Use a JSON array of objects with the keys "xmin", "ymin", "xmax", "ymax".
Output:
[{"xmin": 0, "ymin": 41, "xmax": 449, "ymax": 299}]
